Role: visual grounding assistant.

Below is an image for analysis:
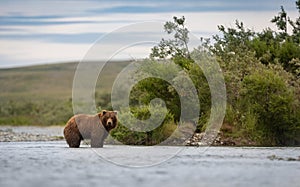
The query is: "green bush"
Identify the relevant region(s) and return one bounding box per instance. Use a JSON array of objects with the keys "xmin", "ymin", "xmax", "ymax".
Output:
[
  {"xmin": 240, "ymin": 69, "xmax": 296, "ymax": 145},
  {"xmin": 110, "ymin": 104, "xmax": 176, "ymax": 145}
]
